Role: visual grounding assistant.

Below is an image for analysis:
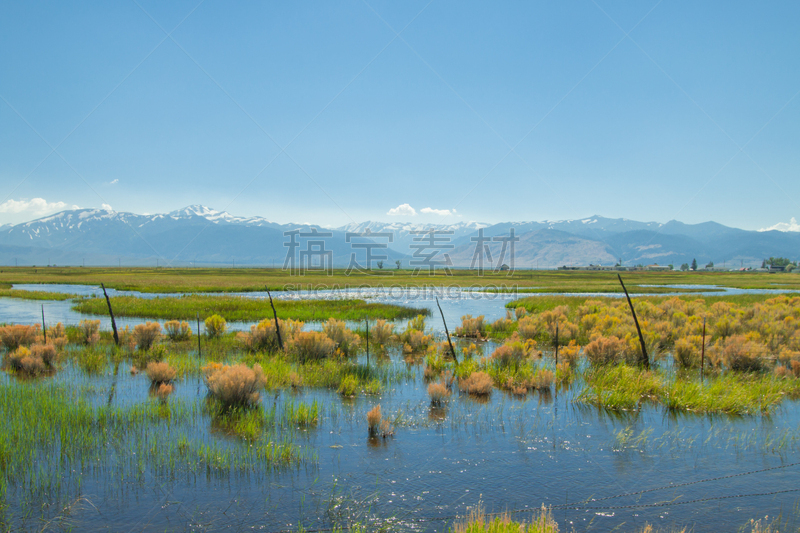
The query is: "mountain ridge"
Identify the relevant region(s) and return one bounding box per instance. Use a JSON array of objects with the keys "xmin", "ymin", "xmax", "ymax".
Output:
[{"xmin": 0, "ymin": 206, "xmax": 797, "ymax": 268}]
